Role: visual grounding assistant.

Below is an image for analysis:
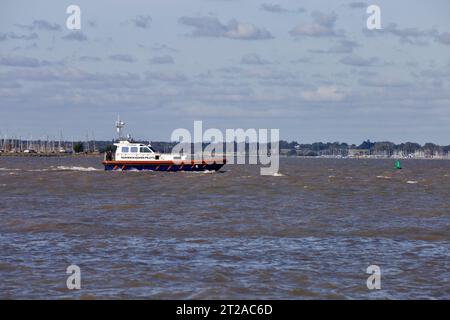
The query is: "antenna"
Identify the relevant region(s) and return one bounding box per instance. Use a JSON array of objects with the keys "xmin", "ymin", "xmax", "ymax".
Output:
[
  {"xmin": 92, "ymin": 131, "xmax": 97, "ymax": 152},
  {"xmin": 115, "ymin": 115, "xmax": 125, "ymax": 140},
  {"xmin": 59, "ymin": 130, "xmax": 63, "ymax": 151},
  {"xmin": 86, "ymin": 132, "xmax": 90, "ymax": 153}
]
